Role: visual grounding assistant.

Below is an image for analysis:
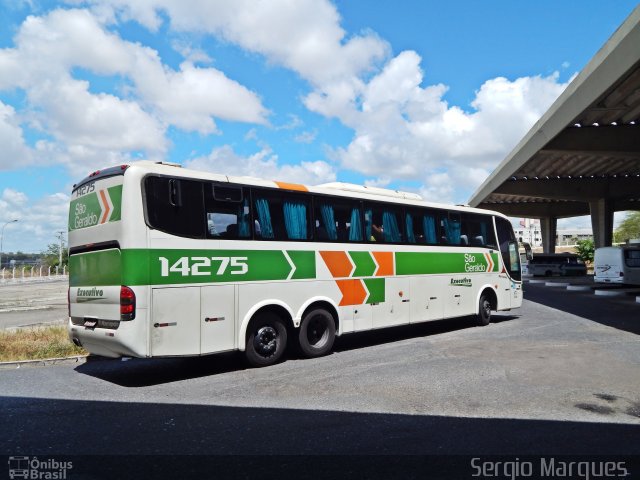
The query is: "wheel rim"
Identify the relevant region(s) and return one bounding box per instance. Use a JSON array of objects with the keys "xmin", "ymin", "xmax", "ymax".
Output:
[
  {"xmin": 306, "ymin": 315, "xmax": 329, "ymax": 348},
  {"xmin": 254, "ymin": 326, "xmax": 278, "ymax": 357},
  {"xmin": 482, "ymin": 299, "xmax": 491, "ymax": 319}
]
